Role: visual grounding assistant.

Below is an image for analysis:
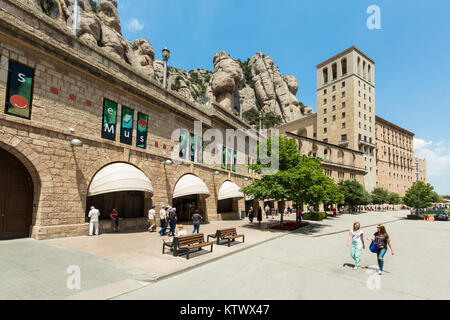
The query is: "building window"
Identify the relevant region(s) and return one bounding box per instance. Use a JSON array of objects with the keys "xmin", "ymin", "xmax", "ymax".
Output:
[
  {"xmin": 324, "ymin": 89, "xmax": 327, "ymax": 95},
  {"xmin": 342, "ymin": 112, "xmax": 346, "ymax": 118},
  {"xmin": 324, "ymin": 99, "xmax": 327, "ymax": 105},
  {"xmin": 341, "ymin": 58, "xmax": 347, "ymax": 76},
  {"xmin": 342, "ymin": 92, "xmax": 346, "ymax": 98},
  {"xmin": 323, "ymin": 68, "xmax": 328, "ymax": 84},
  {"xmin": 324, "ymin": 108, "xmax": 327, "ymax": 114},
  {"xmin": 342, "ymin": 122, "xmax": 346, "ymax": 129},
  {"xmin": 332, "ymin": 85, "xmax": 336, "ymax": 92},
  {"xmin": 324, "ymin": 128, "xmax": 327, "ymax": 134},
  {"xmin": 341, "ymin": 134, "xmax": 347, "ymax": 141},
  {"xmin": 332, "ymin": 115, "xmax": 336, "ymax": 121},
  {"xmin": 342, "ymin": 102, "xmax": 346, "ymax": 108},
  {"xmin": 323, "ymin": 138, "xmax": 328, "ymax": 143},
  {"xmin": 342, "ymin": 81, "xmax": 346, "ymax": 88},
  {"xmin": 332, "ymin": 95, "xmax": 336, "ymax": 102},
  {"xmin": 332, "ymin": 63, "xmax": 338, "ymax": 80},
  {"xmin": 324, "ymin": 118, "xmax": 327, "ymax": 124}
]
